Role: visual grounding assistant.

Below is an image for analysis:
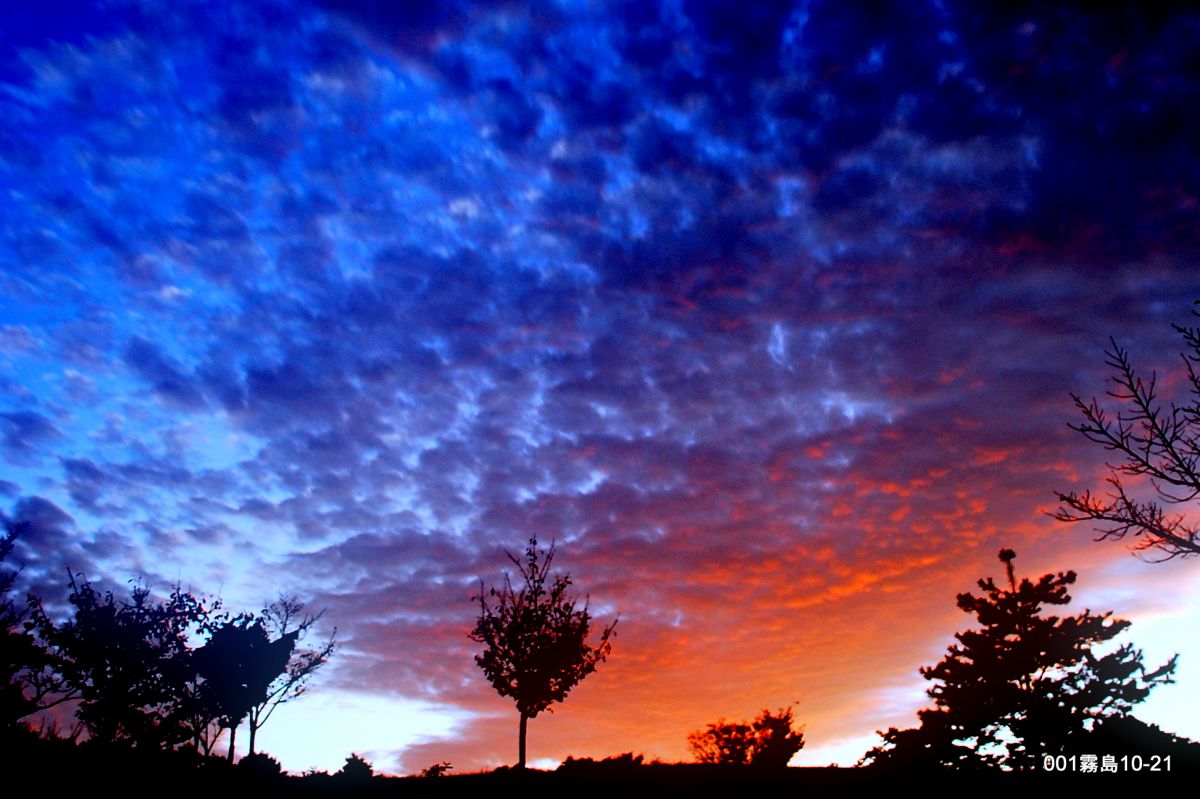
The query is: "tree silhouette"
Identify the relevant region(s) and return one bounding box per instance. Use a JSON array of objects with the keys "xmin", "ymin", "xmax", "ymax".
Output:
[
  {"xmin": 7, "ymin": 558, "xmax": 336, "ymax": 763},
  {"xmin": 0, "ymin": 520, "xmax": 58, "ymax": 730},
  {"xmin": 193, "ymin": 616, "xmax": 294, "ymax": 761},
  {"xmin": 861, "ymin": 549, "xmax": 1176, "ymax": 770},
  {"xmin": 1055, "ymin": 306, "xmax": 1200, "ymax": 559},
  {"xmin": 190, "ymin": 595, "xmax": 334, "ymax": 761},
  {"xmin": 747, "ymin": 706, "xmax": 807, "ymax": 767},
  {"xmin": 33, "ymin": 572, "xmax": 212, "ymax": 749},
  {"xmin": 469, "ymin": 537, "xmax": 616, "ymax": 768},
  {"xmin": 688, "ymin": 706, "xmax": 805, "ymax": 767},
  {"xmin": 244, "ymin": 595, "xmax": 336, "ymax": 757}
]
